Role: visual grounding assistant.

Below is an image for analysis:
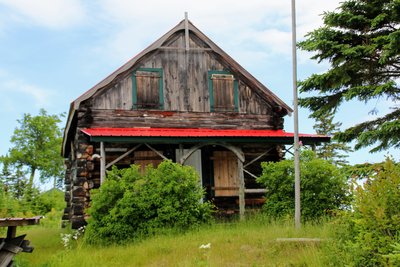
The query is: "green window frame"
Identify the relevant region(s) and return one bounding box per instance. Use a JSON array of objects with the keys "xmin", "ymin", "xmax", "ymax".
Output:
[
  {"xmin": 208, "ymin": 70, "xmax": 239, "ymax": 112},
  {"xmin": 132, "ymin": 68, "xmax": 164, "ymax": 110}
]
